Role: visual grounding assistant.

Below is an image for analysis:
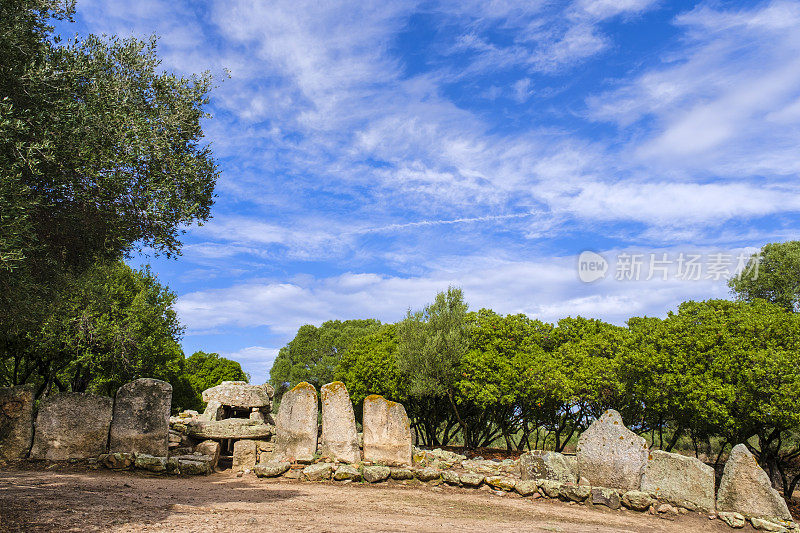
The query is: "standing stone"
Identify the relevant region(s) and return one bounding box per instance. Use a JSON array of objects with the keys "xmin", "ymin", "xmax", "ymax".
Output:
[
  {"xmin": 232, "ymin": 439, "xmax": 259, "ymax": 470},
  {"xmin": 320, "ymin": 382, "xmax": 360, "ymax": 463},
  {"xmin": 716, "ymin": 444, "xmax": 792, "ymax": 522},
  {"xmin": 29, "ymin": 392, "xmax": 113, "ymax": 460},
  {"xmin": 362, "ymin": 395, "xmax": 412, "ymax": 466},
  {"xmin": 195, "ymin": 440, "xmax": 221, "ymax": 470},
  {"xmin": 0, "ymin": 385, "xmax": 35, "ymax": 461},
  {"xmin": 273, "ymin": 382, "xmax": 318, "ymax": 463},
  {"xmin": 109, "ymin": 378, "xmax": 172, "ymax": 457},
  {"xmin": 576, "ymin": 409, "xmax": 648, "ymax": 491},
  {"xmin": 640, "ymin": 450, "xmax": 715, "ymax": 512},
  {"xmin": 519, "ymin": 450, "xmax": 577, "ymax": 483}
]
